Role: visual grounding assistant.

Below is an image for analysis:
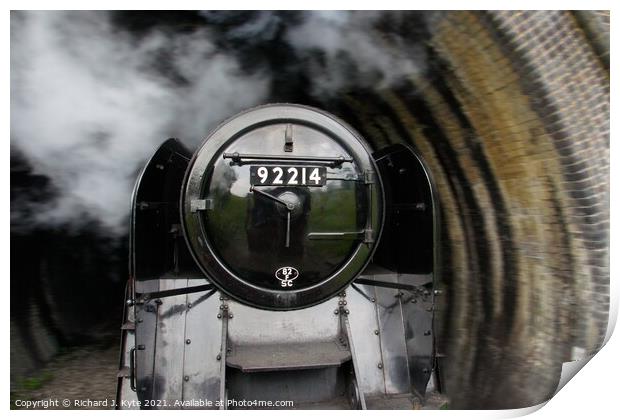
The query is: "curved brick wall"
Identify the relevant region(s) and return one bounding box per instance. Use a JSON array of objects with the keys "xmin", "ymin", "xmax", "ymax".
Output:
[{"xmin": 332, "ymin": 10, "xmax": 609, "ymax": 408}]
